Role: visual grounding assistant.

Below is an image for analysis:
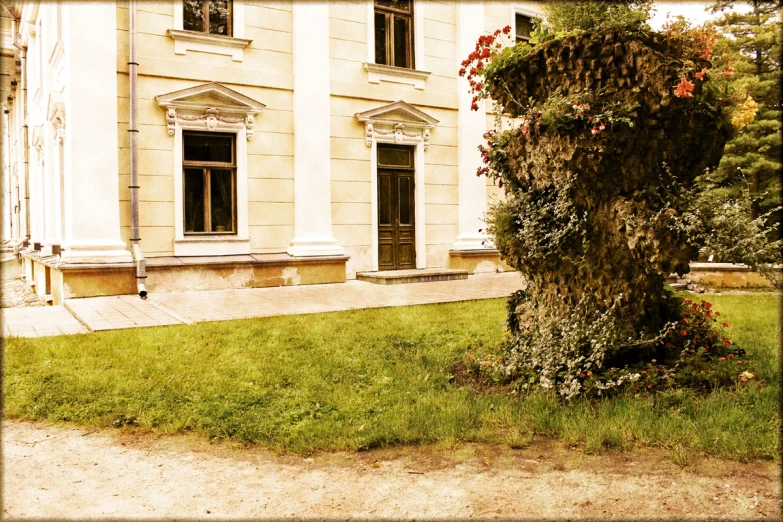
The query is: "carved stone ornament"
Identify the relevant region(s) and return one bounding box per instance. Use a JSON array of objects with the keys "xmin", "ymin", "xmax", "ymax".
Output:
[
  {"xmin": 32, "ymin": 126, "xmax": 44, "ymax": 157},
  {"xmin": 355, "ymin": 100, "xmax": 438, "ymax": 151},
  {"xmin": 156, "ymin": 82, "xmax": 265, "ymax": 140},
  {"xmin": 47, "ymin": 92, "xmax": 66, "ymax": 144}
]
